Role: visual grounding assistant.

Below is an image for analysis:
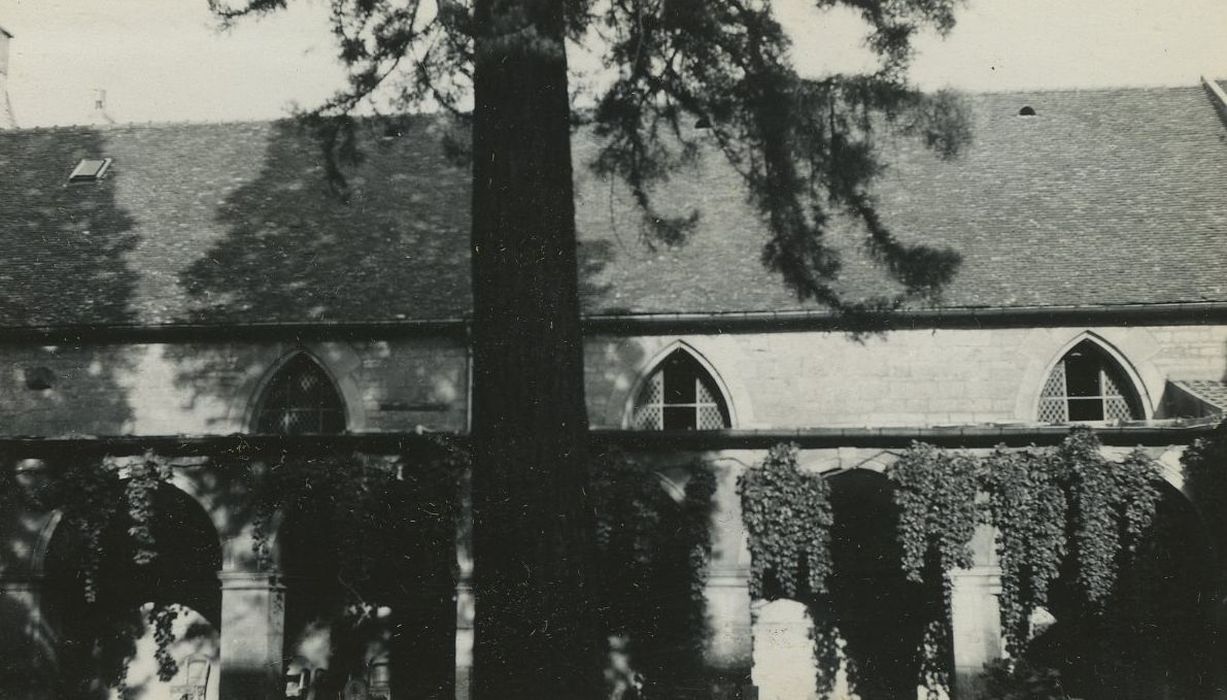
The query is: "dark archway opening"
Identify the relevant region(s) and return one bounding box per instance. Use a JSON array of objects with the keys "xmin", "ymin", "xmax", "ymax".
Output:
[
  {"xmin": 1029, "ymin": 484, "xmax": 1220, "ymax": 699},
  {"xmin": 826, "ymin": 469, "xmax": 930, "ymax": 699},
  {"xmin": 44, "ymin": 481, "xmax": 222, "ymax": 699},
  {"xmin": 278, "ymin": 475, "xmax": 456, "ymax": 700}
]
